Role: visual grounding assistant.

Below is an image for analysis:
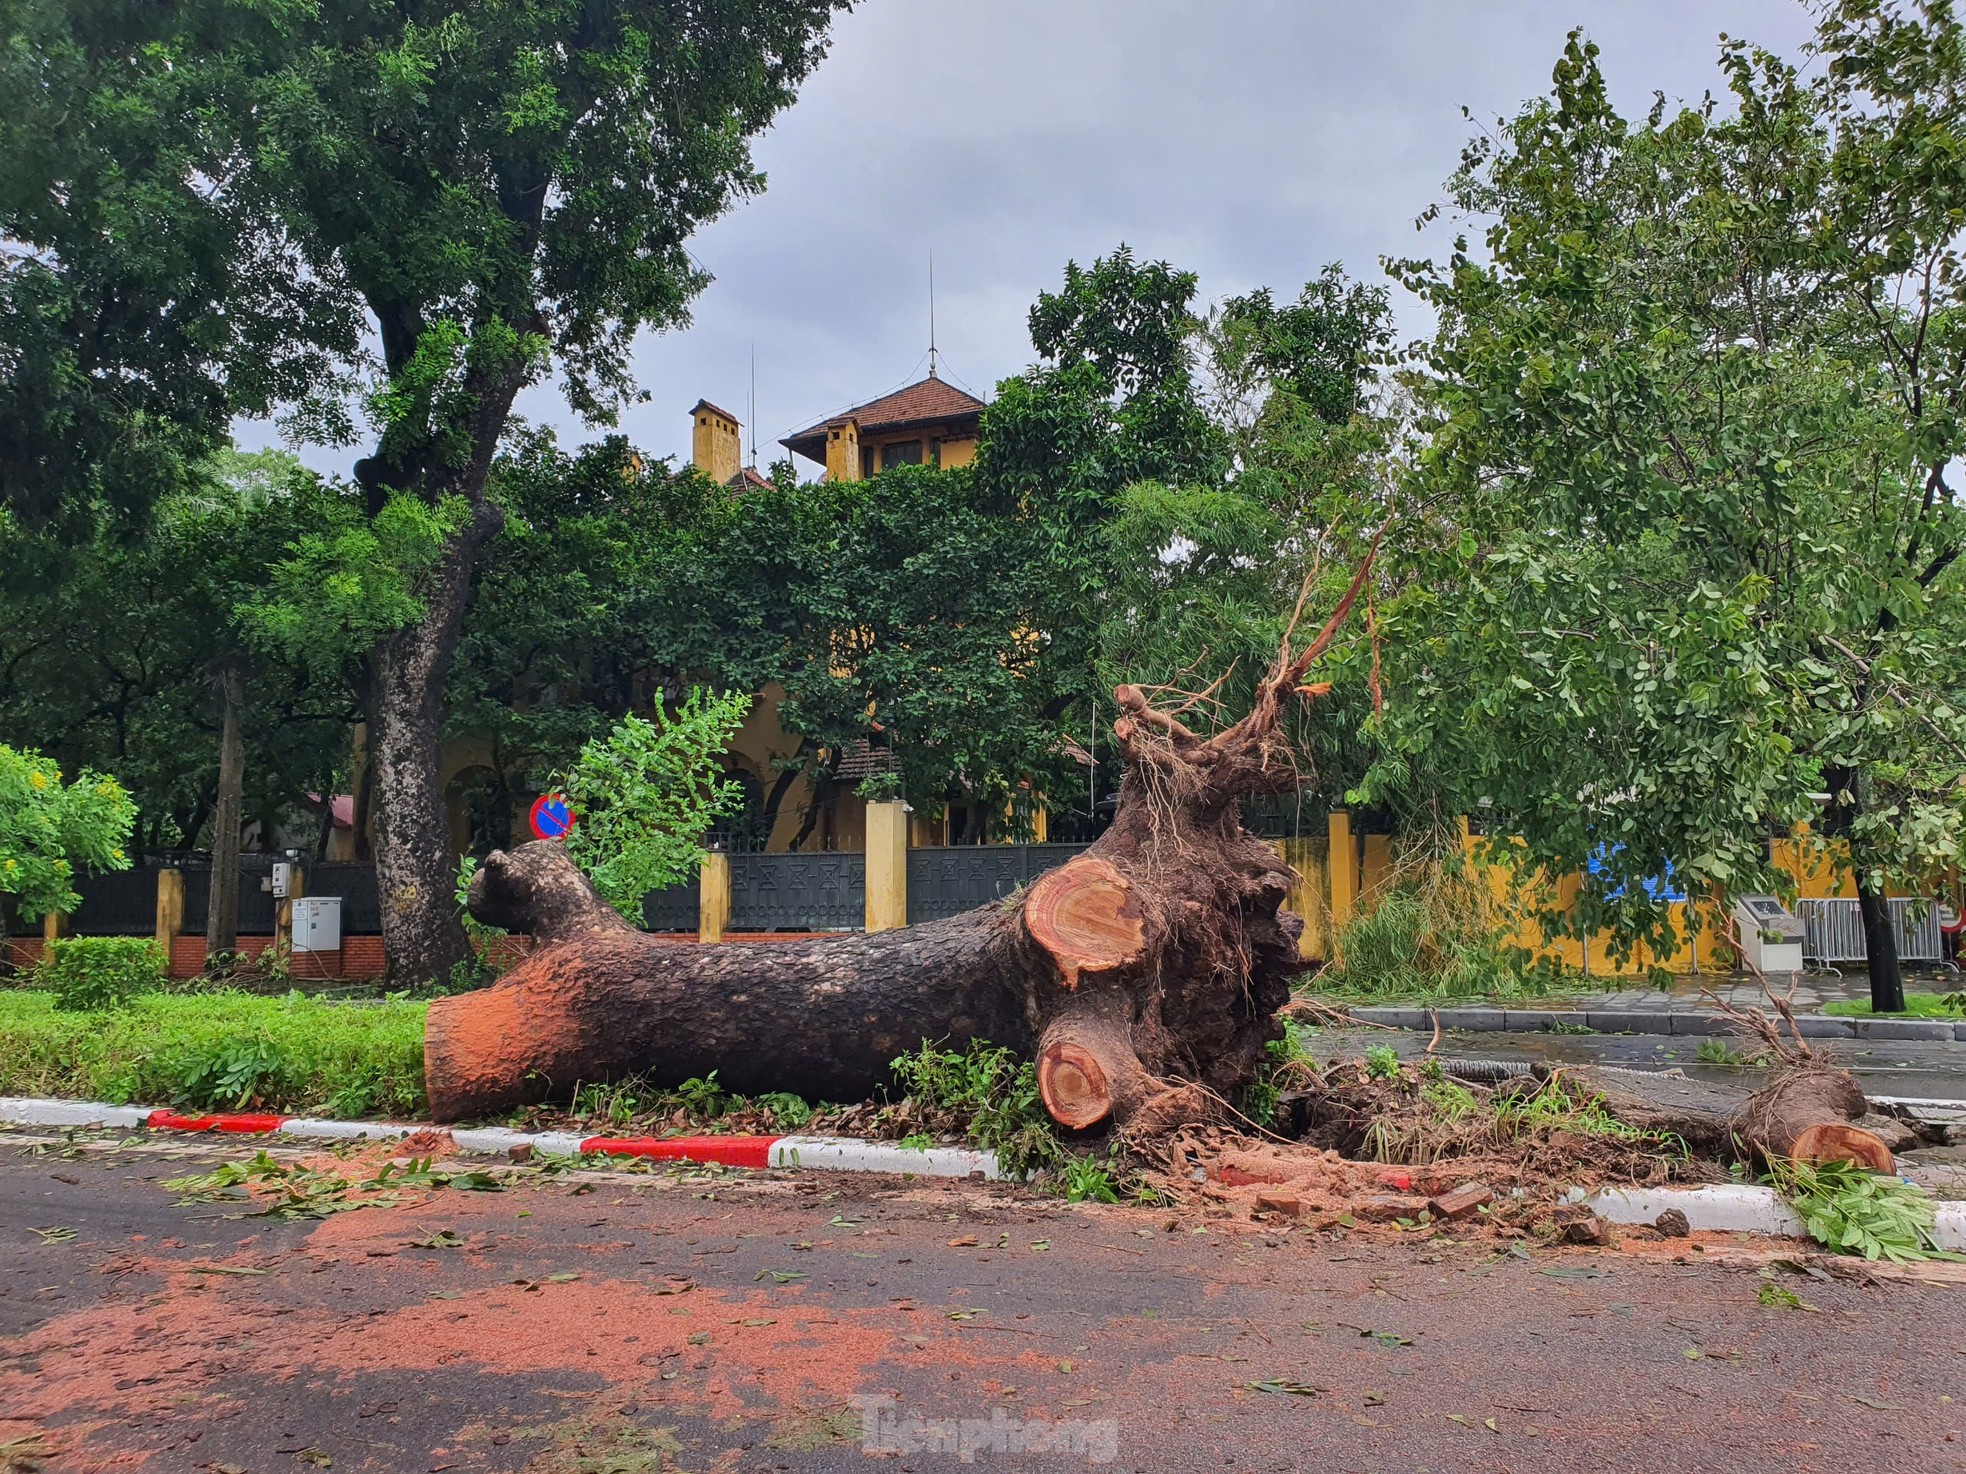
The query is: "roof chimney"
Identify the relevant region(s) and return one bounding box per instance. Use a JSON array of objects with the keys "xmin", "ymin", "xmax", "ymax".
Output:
[{"xmin": 690, "ymin": 400, "xmax": 742, "ymax": 487}]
